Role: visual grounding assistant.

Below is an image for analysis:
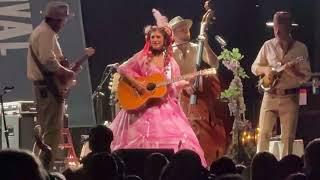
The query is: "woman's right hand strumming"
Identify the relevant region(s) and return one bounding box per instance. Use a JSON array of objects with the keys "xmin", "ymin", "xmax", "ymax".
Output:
[
  {"xmin": 122, "ymin": 75, "xmax": 147, "ymax": 95},
  {"xmin": 133, "ymin": 81, "xmax": 147, "ymax": 95}
]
